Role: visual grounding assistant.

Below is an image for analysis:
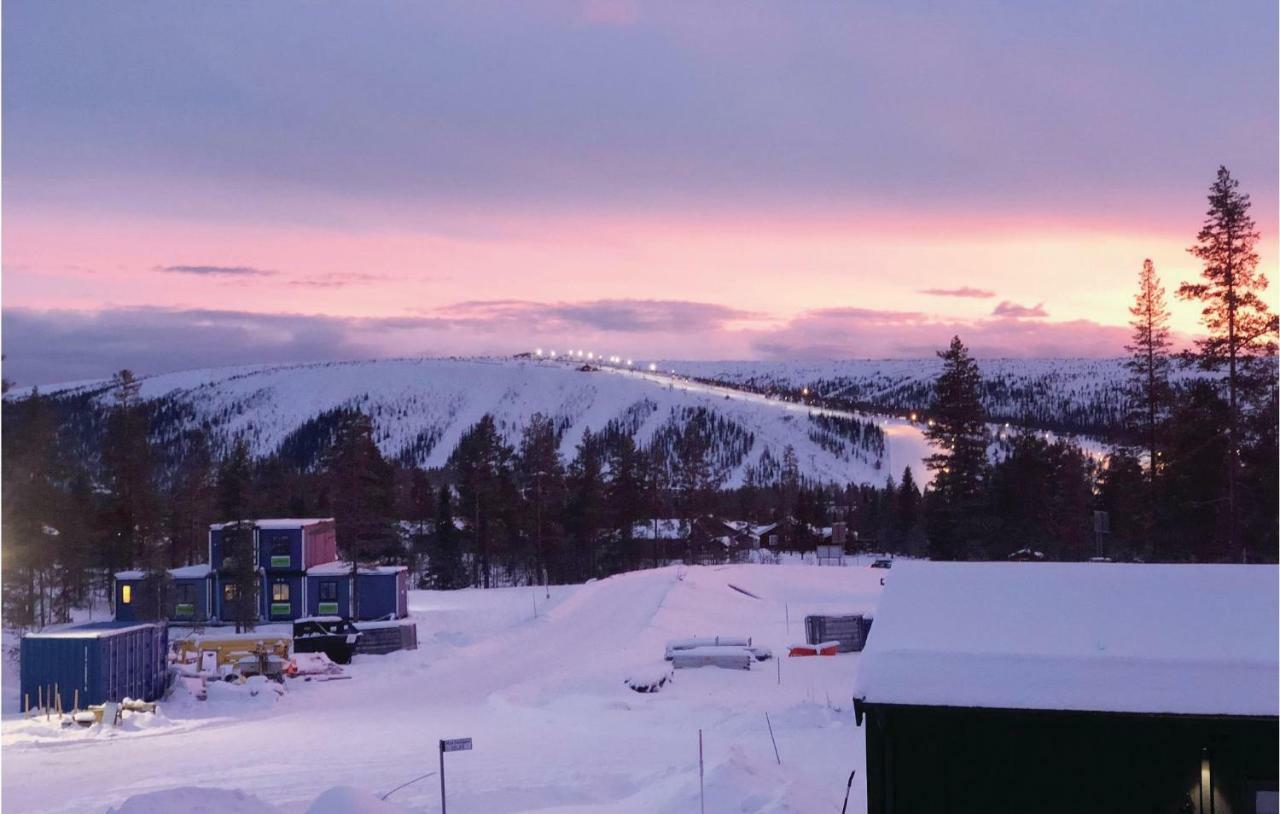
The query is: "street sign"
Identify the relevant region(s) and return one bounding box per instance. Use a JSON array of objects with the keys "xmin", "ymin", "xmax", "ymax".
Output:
[{"xmin": 440, "ymin": 738, "xmax": 473, "ymax": 753}]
